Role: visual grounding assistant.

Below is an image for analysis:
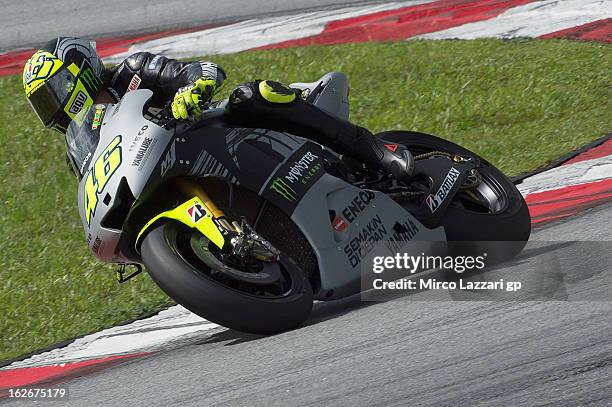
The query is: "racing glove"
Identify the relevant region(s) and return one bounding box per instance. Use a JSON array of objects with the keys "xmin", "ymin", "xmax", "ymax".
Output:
[{"xmin": 171, "ymin": 78, "xmax": 217, "ymax": 120}]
